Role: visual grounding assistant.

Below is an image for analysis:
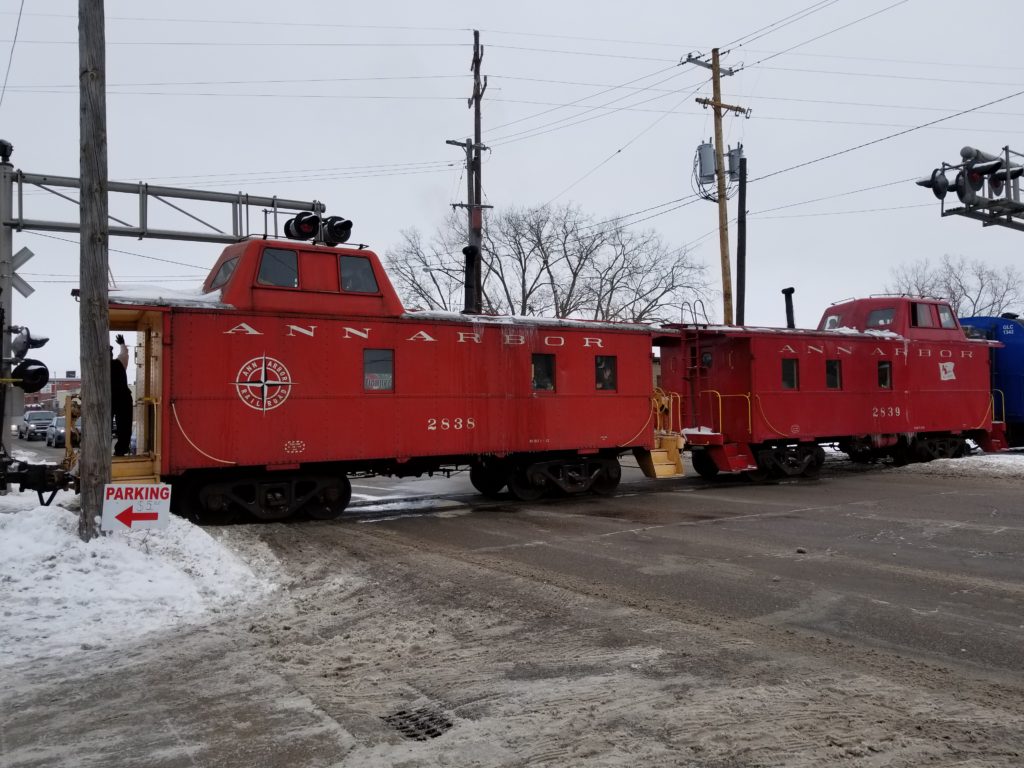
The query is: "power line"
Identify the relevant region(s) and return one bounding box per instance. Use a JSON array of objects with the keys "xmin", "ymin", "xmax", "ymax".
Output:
[
  {"xmin": 752, "ymin": 64, "xmax": 1023, "ymax": 89},
  {"xmin": 543, "ymin": 80, "xmax": 708, "ymax": 205},
  {"xmin": 8, "ymin": 10, "xmax": 1021, "ymax": 73},
  {"xmin": 7, "ymin": 74, "xmax": 467, "ymax": 89},
  {"xmin": 751, "ymin": 87, "xmax": 1024, "ymax": 184},
  {"xmin": 22, "ymin": 231, "xmax": 209, "ymax": 270},
  {"xmin": 0, "ymin": 11, "xmax": 468, "ymax": 34},
  {"xmin": 491, "ymin": 73, "xmax": 704, "ymax": 146},
  {"xmin": 3, "ymin": 39, "xmax": 467, "ymax": 48},
  {"xmin": 739, "ymin": 0, "xmax": 911, "ymax": 71},
  {"xmin": 722, "ymin": 0, "xmax": 842, "ymax": 50},
  {"xmin": 752, "ymin": 202, "xmax": 931, "ymax": 219},
  {"xmin": 0, "ymin": 0, "xmax": 25, "ymax": 112},
  {"xmin": 488, "ymin": 65, "xmax": 680, "ymax": 133},
  {"xmin": 732, "ymin": 92, "xmax": 1024, "ymax": 118},
  {"xmin": 749, "ymin": 177, "xmax": 916, "ymax": 216}
]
